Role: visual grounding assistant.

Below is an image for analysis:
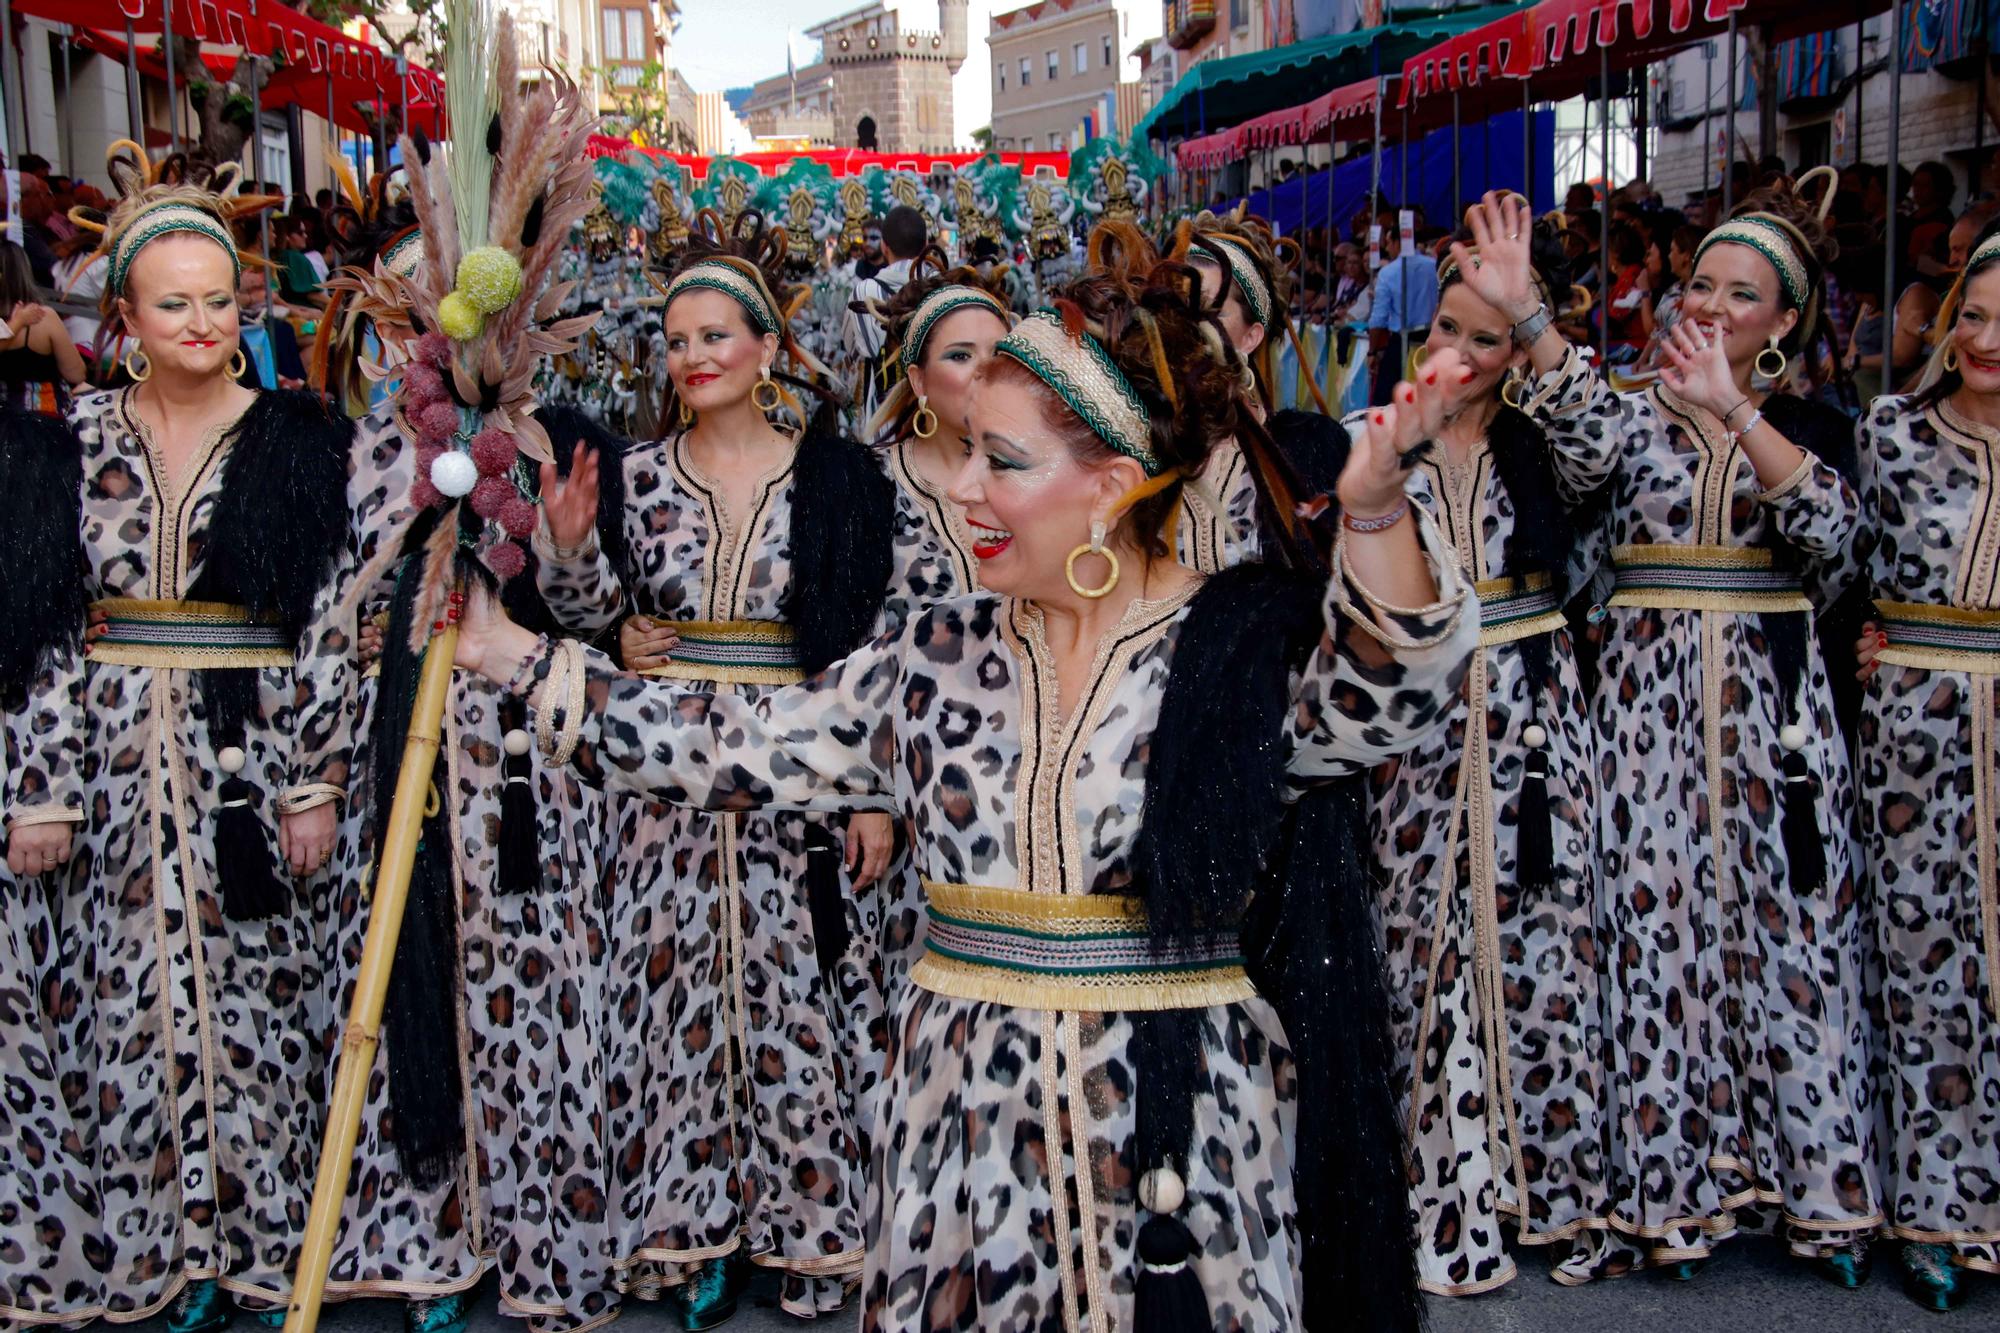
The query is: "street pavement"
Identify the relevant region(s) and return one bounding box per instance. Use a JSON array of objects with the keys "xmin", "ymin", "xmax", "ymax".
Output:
[{"xmin": 131, "ymin": 1237, "xmax": 1987, "ymax": 1333}]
